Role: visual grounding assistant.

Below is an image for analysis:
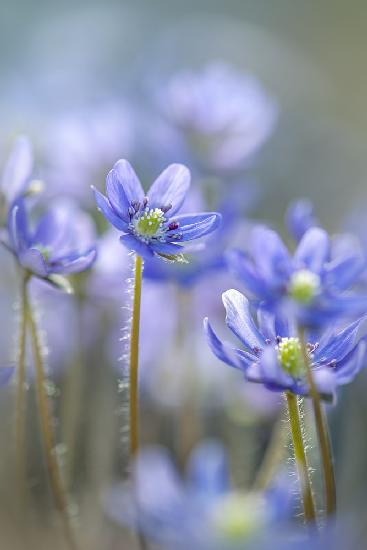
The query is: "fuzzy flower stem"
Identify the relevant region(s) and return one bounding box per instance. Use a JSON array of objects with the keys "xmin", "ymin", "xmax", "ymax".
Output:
[
  {"xmin": 27, "ymin": 285, "xmax": 77, "ymax": 550},
  {"xmin": 286, "ymin": 392, "xmax": 316, "ymax": 523},
  {"xmin": 130, "ymin": 254, "xmax": 143, "ymax": 457},
  {"xmin": 299, "ymin": 327, "xmax": 336, "ymax": 517},
  {"xmin": 15, "ymin": 273, "xmax": 29, "ymax": 497}
]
